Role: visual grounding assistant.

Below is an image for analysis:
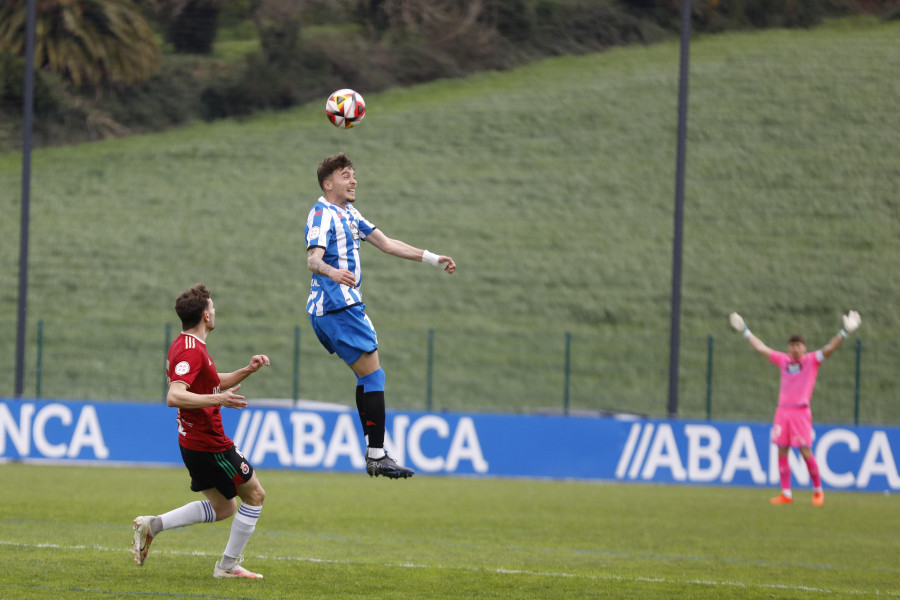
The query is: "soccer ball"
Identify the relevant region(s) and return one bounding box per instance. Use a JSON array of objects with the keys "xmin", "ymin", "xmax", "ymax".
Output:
[{"xmin": 326, "ymin": 89, "xmax": 366, "ymax": 128}]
